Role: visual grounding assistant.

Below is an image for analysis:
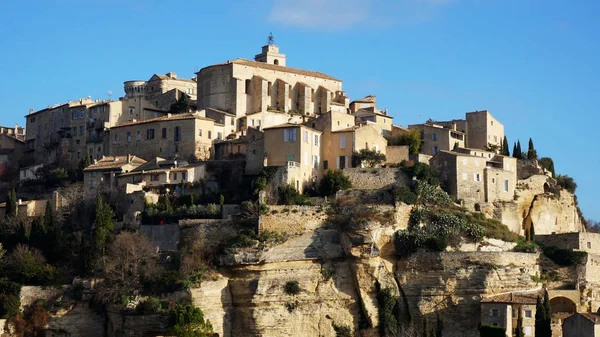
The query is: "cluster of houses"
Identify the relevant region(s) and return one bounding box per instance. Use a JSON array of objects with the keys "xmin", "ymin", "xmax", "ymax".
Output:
[{"xmin": 2, "ymin": 35, "xmax": 517, "ymax": 206}]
